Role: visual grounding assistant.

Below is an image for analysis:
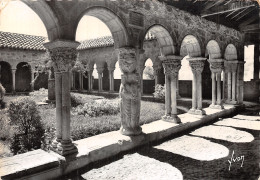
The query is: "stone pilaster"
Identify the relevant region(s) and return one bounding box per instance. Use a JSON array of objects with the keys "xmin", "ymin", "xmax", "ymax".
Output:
[
  {"xmin": 97, "ymin": 67, "xmax": 104, "ymax": 92},
  {"xmin": 117, "ymin": 47, "xmax": 142, "ymax": 136},
  {"xmin": 208, "ymin": 59, "xmax": 224, "ymax": 109},
  {"xmin": 160, "ymin": 55, "xmax": 182, "ymax": 123},
  {"xmin": 187, "ymin": 57, "xmax": 206, "ymax": 115},
  {"xmin": 11, "ymin": 69, "xmax": 16, "ymax": 93},
  {"xmin": 44, "ymin": 40, "xmax": 79, "ymax": 156},
  {"xmin": 108, "ymin": 66, "xmax": 115, "ymax": 92}
]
